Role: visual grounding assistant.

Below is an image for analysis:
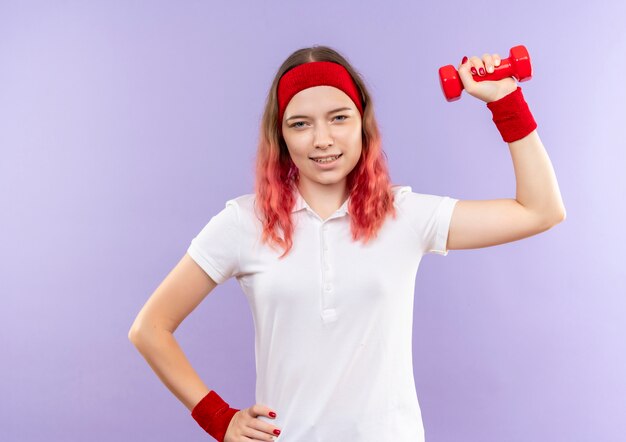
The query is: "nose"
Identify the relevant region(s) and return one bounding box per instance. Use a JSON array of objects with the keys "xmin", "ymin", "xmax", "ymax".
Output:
[{"xmin": 313, "ymin": 123, "xmax": 334, "ymax": 149}]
